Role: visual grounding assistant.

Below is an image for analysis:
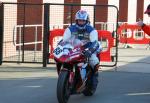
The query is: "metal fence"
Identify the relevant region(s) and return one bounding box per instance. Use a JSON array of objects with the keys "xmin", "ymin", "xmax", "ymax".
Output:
[
  {"xmin": 0, "ymin": 2, "xmax": 44, "ymax": 64},
  {"xmin": 45, "ymin": 3, "xmax": 119, "ymax": 67},
  {"xmin": 0, "ymin": 3, "xmax": 119, "ymax": 67}
]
